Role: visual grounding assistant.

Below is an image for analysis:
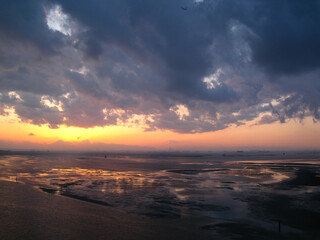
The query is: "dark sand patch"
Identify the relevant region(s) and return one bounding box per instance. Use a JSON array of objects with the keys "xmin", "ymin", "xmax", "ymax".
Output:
[
  {"xmin": 247, "ymin": 192, "xmax": 320, "ymax": 239},
  {"xmin": 0, "ymin": 181, "xmax": 212, "ymax": 240},
  {"xmin": 60, "ymin": 192, "xmax": 112, "ymax": 206},
  {"xmin": 244, "ymin": 168, "xmax": 320, "ymax": 239},
  {"xmin": 39, "ymin": 187, "xmax": 58, "ymax": 194},
  {"xmin": 202, "ymin": 220, "xmax": 305, "ymax": 240},
  {"xmin": 167, "ymin": 169, "xmax": 226, "ymax": 175},
  {"xmin": 187, "ymin": 202, "xmax": 230, "ymax": 212},
  {"xmin": 283, "ymin": 168, "xmax": 320, "ymax": 187},
  {"xmin": 141, "ymin": 202, "xmax": 181, "ymax": 219}
]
